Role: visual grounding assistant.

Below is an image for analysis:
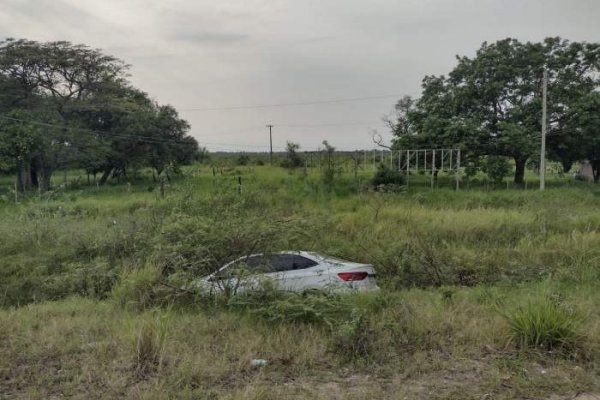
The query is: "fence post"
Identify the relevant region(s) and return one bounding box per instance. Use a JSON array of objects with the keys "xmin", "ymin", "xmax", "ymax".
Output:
[
  {"xmin": 416, "ymin": 150, "xmax": 419, "ymax": 172},
  {"xmin": 406, "ymin": 150, "xmax": 410, "ymax": 188},
  {"xmin": 455, "ymin": 149, "xmax": 461, "ymax": 191},
  {"xmin": 431, "ymin": 150, "xmax": 436, "ymax": 190}
]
